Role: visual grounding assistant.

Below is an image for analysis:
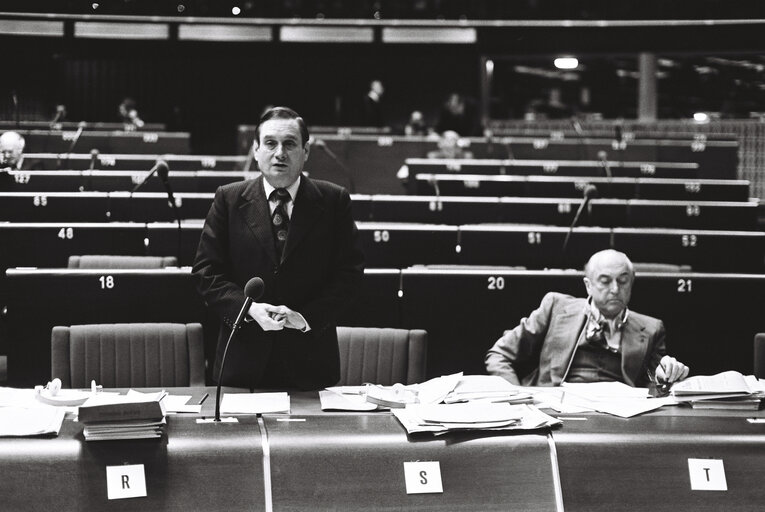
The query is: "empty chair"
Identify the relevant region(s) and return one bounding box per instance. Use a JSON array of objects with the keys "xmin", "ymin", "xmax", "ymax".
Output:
[
  {"xmin": 68, "ymin": 255, "xmax": 177, "ymax": 269},
  {"xmin": 51, "ymin": 323, "xmax": 205, "ymax": 388},
  {"xmin": 755, "ymin": 334, "xmax": 765, "ymax": 379},
  {"xmin": 336, "ymin": 327, "xmax": 427, "ymax": 386}
]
